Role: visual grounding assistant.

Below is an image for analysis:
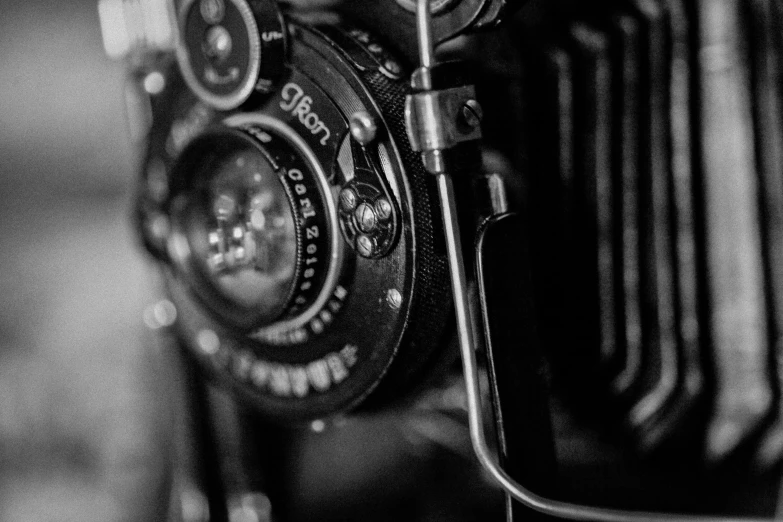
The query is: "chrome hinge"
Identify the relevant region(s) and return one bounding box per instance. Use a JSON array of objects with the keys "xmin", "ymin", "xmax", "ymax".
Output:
[{"xmin": 405, "ymin": 85, "xmax": 482, "ymax": 153}]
